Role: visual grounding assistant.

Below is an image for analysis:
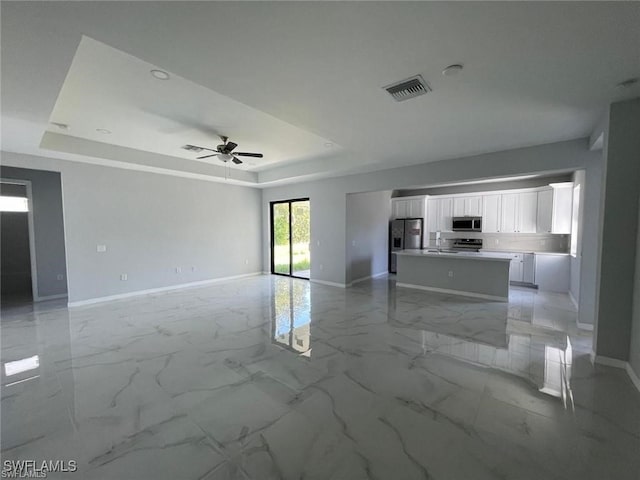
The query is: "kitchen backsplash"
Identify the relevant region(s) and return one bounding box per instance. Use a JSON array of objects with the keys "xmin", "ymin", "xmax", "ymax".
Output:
[{"xmin": 425, "ymin": 231, "xmax": 569, "ymax": 253}]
